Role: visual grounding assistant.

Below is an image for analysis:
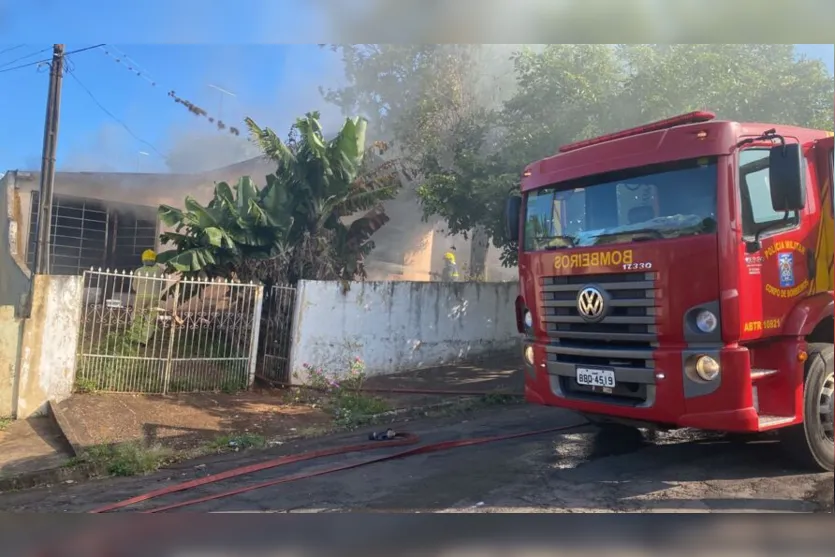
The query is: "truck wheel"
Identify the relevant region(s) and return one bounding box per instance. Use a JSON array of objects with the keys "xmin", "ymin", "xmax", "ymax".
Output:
[{"xmin": 780, "ymin": 343, "xmax": 834, "ymax": 473}]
